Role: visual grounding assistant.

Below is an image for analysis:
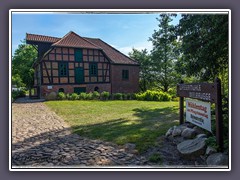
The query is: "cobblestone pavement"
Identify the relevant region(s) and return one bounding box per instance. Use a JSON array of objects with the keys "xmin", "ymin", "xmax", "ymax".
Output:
[{"xmin": 12, "ymin": 99, "xmax": 149, "ymax": 167}]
